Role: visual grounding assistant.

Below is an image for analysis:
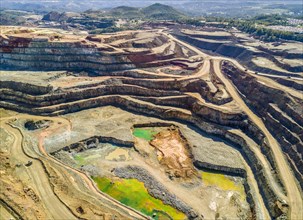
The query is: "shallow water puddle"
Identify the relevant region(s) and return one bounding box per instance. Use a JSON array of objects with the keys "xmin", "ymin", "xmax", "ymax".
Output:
[{"xmin": 133, "ymin": 127, "xmax": 159, "ymax": 141}]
